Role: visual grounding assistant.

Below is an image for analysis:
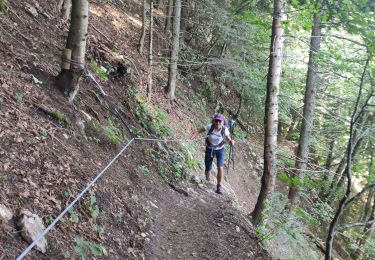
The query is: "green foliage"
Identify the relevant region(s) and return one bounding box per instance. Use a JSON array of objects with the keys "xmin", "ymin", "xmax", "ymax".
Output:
[
  {"xmin": 83, "ymin": 190, "xmax": 100, "ymax": 220},
  {"xmin": 255, "ymin": 193, "xmax": 322, "ymax": 259},
  {"xmin": 68, "ymin": 208, "xmax": 79, "ymax": 223},
  {"xmin": 90, "ymin": 60, "xmax": 113, "ymax": 81},
  {"xmin": 138, "ymin": 165, "xmax": 150, "ymax": 176},
  {"xmin": 35, "ymin": 130, "xmax": 48, "ymax": 141},
  {"xmin": 74, "ymin": 236, "xmax": 108, "ymax": 259},
  {"xmin": 0, "ymin": 0, "xmax": 8, "ymax": 14},
  {"xmin": 172, "ymin": 163, "xmax": 183, "ymax": 180},
  {"xmin": 143, "ymin": 206, "xmax": 156, "ymax": 223},
  {"xmin": 84, "ymin": 136, "xmax": 101, "ymax": 143},
  {"xmin": 112, "ymin": 213, "xmax": 122, "ymax": 223},
  {"xmin": 15, "ymin": 91, "xmax": 23, "ymax": 104},
  {"xmin": 31, "ymin": 75, "xmax": 43, "ymax": 85},
  {"xmin": 101, "ymin": 117, "xmax": 123, "ymax": 144},
  {"xmin": 45, "ymin": 110, "xmax": 69, "ymax": 128}
]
